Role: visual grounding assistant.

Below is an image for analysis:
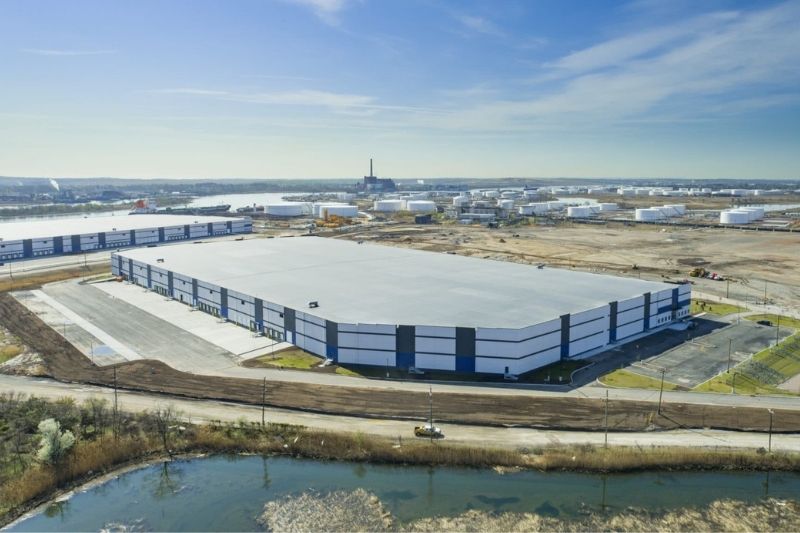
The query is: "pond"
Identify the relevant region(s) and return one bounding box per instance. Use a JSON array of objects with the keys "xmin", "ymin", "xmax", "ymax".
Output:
[{"xmin": 7, "ymin": 455, "xmax": 799, "ymax": 531}]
